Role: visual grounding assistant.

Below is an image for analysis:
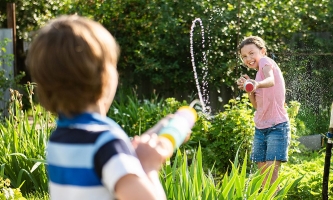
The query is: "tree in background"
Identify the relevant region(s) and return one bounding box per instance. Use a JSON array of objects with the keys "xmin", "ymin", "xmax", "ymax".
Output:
[{"xmin": 0, "ymin": 0, "xmax": 333, "ymax": 113}]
